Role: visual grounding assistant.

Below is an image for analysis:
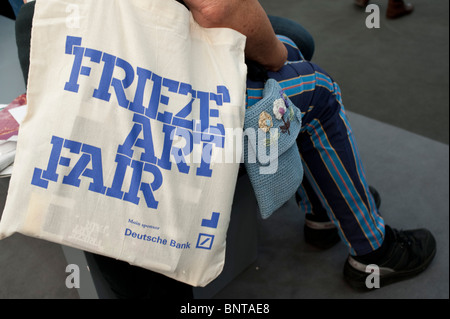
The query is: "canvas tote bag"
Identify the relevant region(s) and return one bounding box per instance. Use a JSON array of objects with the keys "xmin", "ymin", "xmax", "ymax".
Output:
[{"xmin": 0, "ymin": 0, "xmax": 247, "ymax": 287}]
